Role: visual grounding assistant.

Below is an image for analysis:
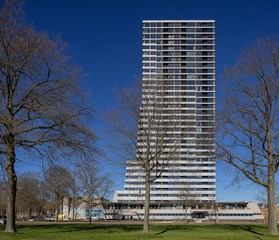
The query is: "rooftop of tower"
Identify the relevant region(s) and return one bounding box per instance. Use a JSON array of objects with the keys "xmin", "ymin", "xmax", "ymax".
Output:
[{"xmin": 142, "ymin": 20, "xmax": 215, "ymax": 22}]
